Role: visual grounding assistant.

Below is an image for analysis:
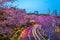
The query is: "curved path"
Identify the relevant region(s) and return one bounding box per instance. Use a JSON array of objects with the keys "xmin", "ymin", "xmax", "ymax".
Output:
[{"xmin": 18, "ymin": 25, "xmax": 47, "ymax": 40}]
